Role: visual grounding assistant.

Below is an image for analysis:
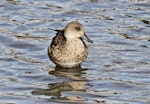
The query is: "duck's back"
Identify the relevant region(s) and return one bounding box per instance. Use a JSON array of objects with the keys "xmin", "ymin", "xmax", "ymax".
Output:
[
  {"xmin": 50, "ymin": 30, "xmax": 66, "ymax": 47},
  {"xmin": 48, "ymin": 30, "xmax": 65, "ymax": 60}
]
